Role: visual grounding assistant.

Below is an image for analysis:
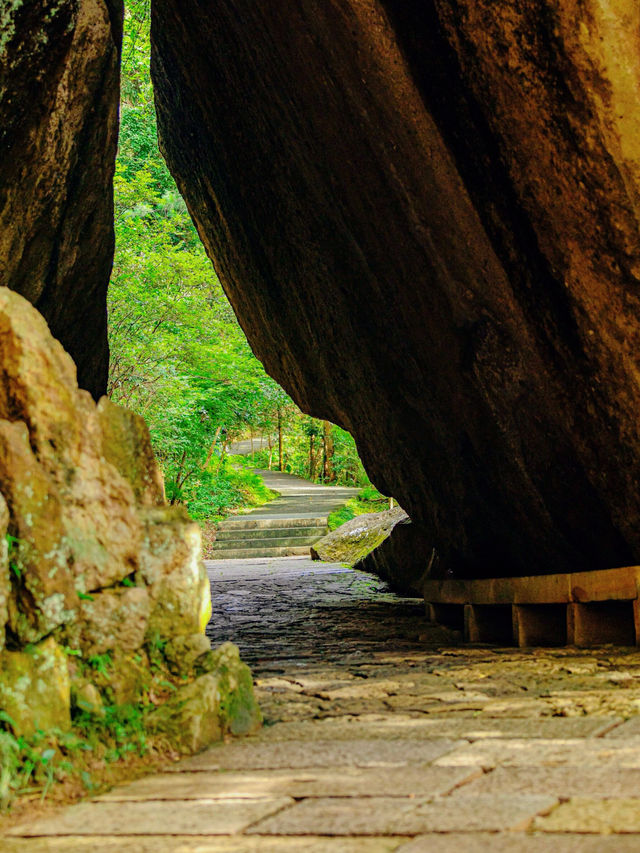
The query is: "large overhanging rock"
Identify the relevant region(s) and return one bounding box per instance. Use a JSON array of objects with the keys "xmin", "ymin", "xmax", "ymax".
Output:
[
  {"xmin": 0, "ymin": 0, "xmax": 122, "ymax": 399},
  {"xmin": 151, "ymin": 0, "xmax": 640, "ymax": 581}
]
